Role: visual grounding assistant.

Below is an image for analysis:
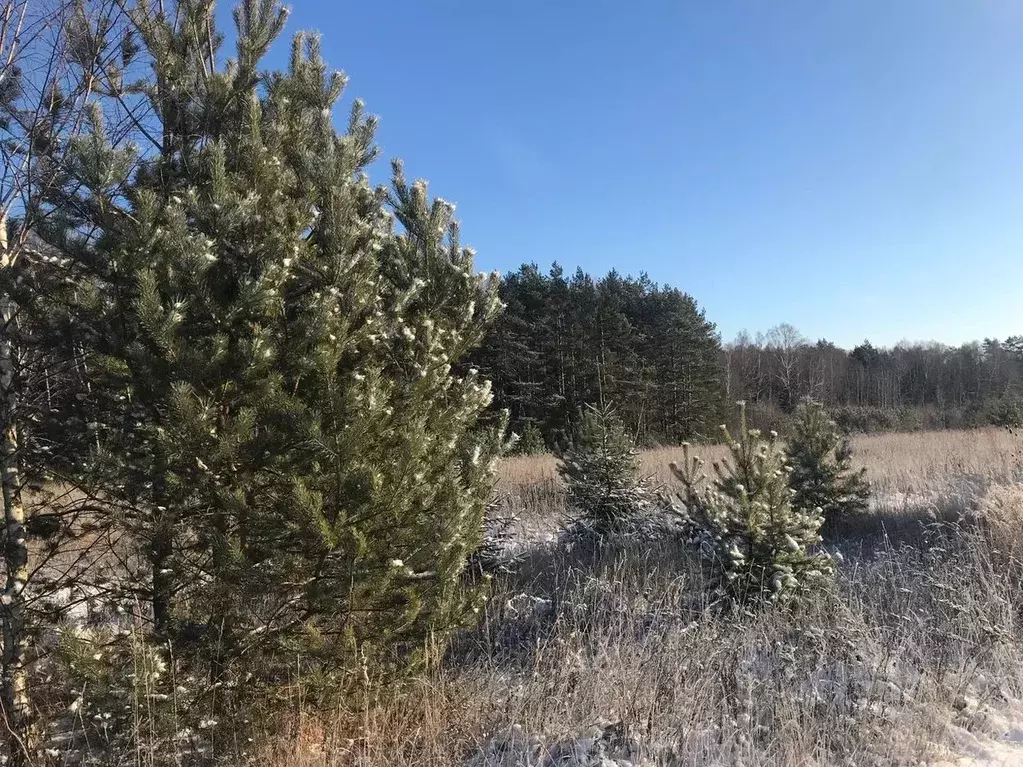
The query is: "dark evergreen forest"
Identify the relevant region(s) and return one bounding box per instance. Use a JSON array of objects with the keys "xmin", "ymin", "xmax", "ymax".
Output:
[
  {"xmin": 471, "ymin": 264, "xmax": 723, "ymax": 448},
  {"xmin": 475, "ymin": 264, "xmax": 1023, "ymax": 449}
]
